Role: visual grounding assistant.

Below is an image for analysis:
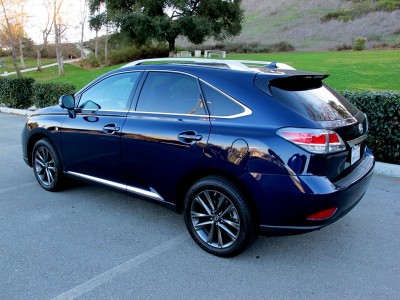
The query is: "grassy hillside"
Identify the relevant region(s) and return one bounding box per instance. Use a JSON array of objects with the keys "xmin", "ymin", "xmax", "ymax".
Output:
[{"xmin": 233, "ymin": 0, "xmax": 400, "ymax": 51}]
